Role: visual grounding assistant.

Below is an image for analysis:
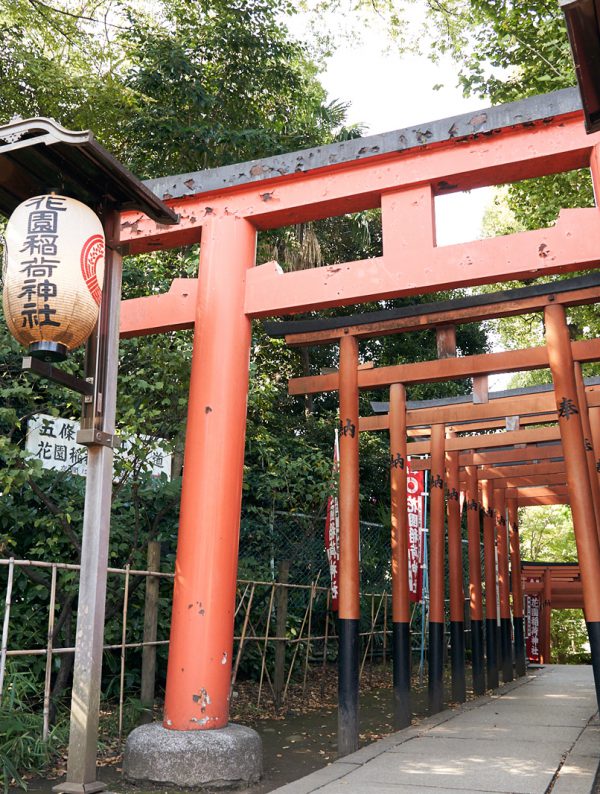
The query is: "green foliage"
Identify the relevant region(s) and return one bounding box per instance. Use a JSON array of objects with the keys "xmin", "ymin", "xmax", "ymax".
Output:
[
  {"xmin": 518, "ymin": 505, "xmax": 588, "ymax": 662},
  {"xmin": 426, "ymin": 0, "xmax": 573, "ymax": 102},
  {"xmin": 551, "ymin": 609, "xmax": 590, "ymax": 664},
  {"xmin": 0, "ymin": 664, "xmax": 69, "ymax": 792},
  {"xmin": 0, "ymin": 0, "xmax": 349, "ymax": 174},
  {"xmin": 518, "ymin": 505, "xmax": 577, "ymax": 562}
]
